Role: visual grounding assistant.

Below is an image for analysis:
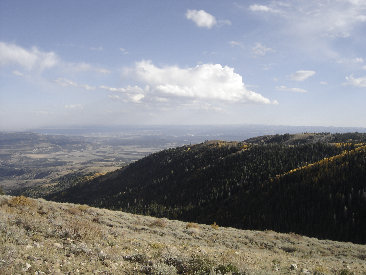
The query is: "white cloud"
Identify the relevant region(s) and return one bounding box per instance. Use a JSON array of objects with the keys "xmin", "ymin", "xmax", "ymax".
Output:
[
  {"xmin": 55, "ymin": 78, "xmax": 96, "ymax": 91},
  {"xmin": 90, "ymin": 46, "xmax": 103, "ymax": 51},
  {"xmin": 130, "ymin": 93, "xmax": 145, "ymax": 103},
  {"xmin": 345, "ymin": 75, "xmax": 366, "ymax": 87},
  {"xmin": 119, "ymin": 48, "xmax": 129, "ymax": 55},
  {"xmin": 67, "ymin": 62, "xmax": 110, "ymax": 74},
  {"xmin": 125, "ymin": 60, "xmax": 275, "ymax": 104},
  {"xmin": 64, "ymin": 104, "xmax": 83, "ymax": 110},
  {"xmin": 320, "ymin": 81, "xmax": 328, "ymax": 85},
  {"xmin": 217, "ymin": 19, "xmax": 232, "ymax": 27},
  {"xmin": 100, "ymin": 85, "xmax": 145, "ymax": 103},
  {"xmin": 33, "ymin": 110, "xmax": 52, "ymax": 116},
  {"xmin": 290, "ymin": 70, "xmax": 316, "ymax": 81},
  {"xmin": 12, "ymin": 70, "xmax": 24, "ymax": 77},
  {"xmin": 276, "ymin": 85, "xmax": 307, "ymax": 93},
  {"xmin": 0, "ymin": 42, "xmax": 109, "ymax": 74},
  {"xmin": 0, "ymin": 42, "xmax": 59, "ymax": 70},
  {"xmin": 229, "ymin": 41, "xmax": 243, "ymax": 48},
  {"xmin": 249, "ymin": 1, "xmax": 366, "ymax": 62},
  {"xmin": 186, "ymin": 9, "xmax": 217, "ymax": 28},
  {"xmin": 265, "ymin": 1, "xmax": 366, "ymax": 38},
  {"xmin": 249, "ymin": 4, "xmax": 279, "ymax": 13},
  {"xmin": 108, "ymin": 95, "xmax": 120, "ymax": 100},
  {"xmin": 337, "ymin": 57, "xmax": 364, "ymax": 64},
  {"xmin": 252, "ymin": 42, "xmax": 274, "ymax": 56}
]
